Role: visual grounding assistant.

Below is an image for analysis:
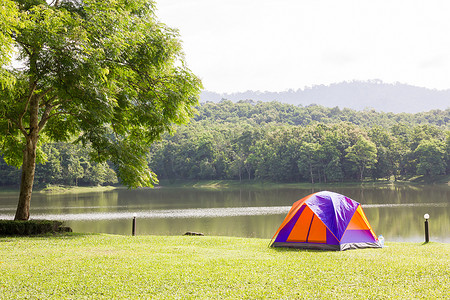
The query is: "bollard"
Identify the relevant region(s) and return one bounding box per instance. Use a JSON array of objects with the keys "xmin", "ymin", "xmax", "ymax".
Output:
[
  {"xmin": 424, "ymin": 213, "xmax": 429, "ymax": 243},
  {"xmin": 132, "ymin": 213, "xmax": 137, "ymax": 236}
]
